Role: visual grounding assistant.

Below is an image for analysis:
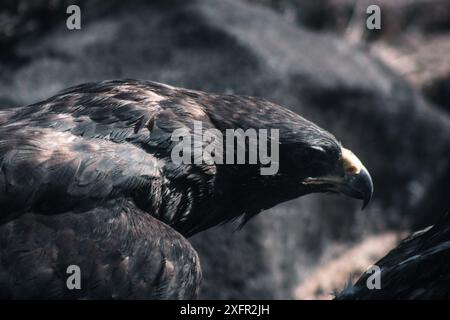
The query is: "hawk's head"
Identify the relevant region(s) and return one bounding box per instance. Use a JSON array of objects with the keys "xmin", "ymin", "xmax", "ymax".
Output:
[{"xmin": 175, "ymin": 93, "xmax": 374, "ymax": 234}]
